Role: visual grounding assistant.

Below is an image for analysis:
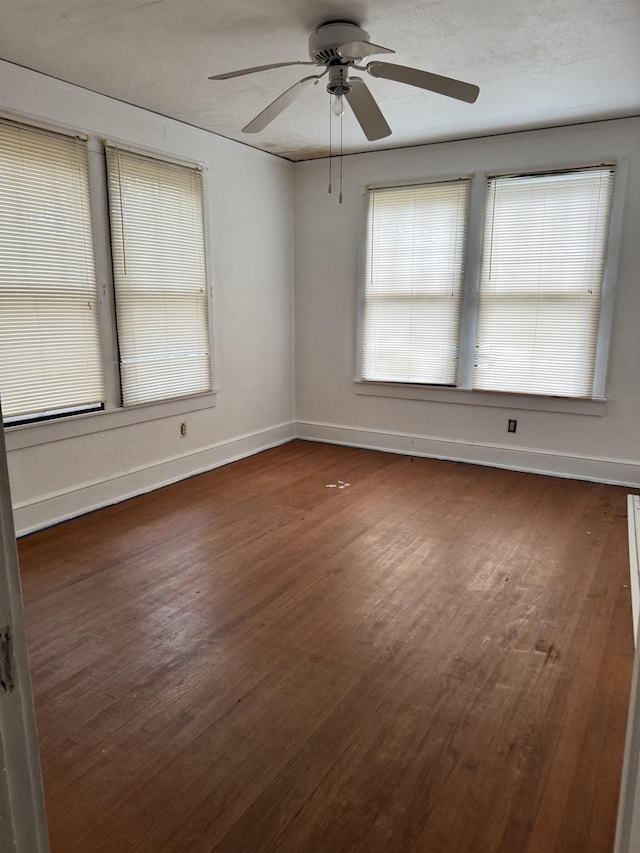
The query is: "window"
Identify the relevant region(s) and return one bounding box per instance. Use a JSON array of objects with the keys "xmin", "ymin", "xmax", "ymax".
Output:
[
  {"xmin": 0, "ymin": 120, "xmax": 105, "ymax": 422},
  {"xmin": 0, "ymin": 119, "xmax": 213, "ymax": 427},
  {"xmin": 362, "ymin": 180, "xmax": 470, "ymax": 384},
  {"xmin": 360, "ymin": 165, "xmax": 616, "ymax": 401},
  {"xmin": 105, "ymin": 147, "xmax": 212, "ymax": 406},
  {"xmin": 474, "ymin": 167, "xmax": 615, "ymax": 397}
]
